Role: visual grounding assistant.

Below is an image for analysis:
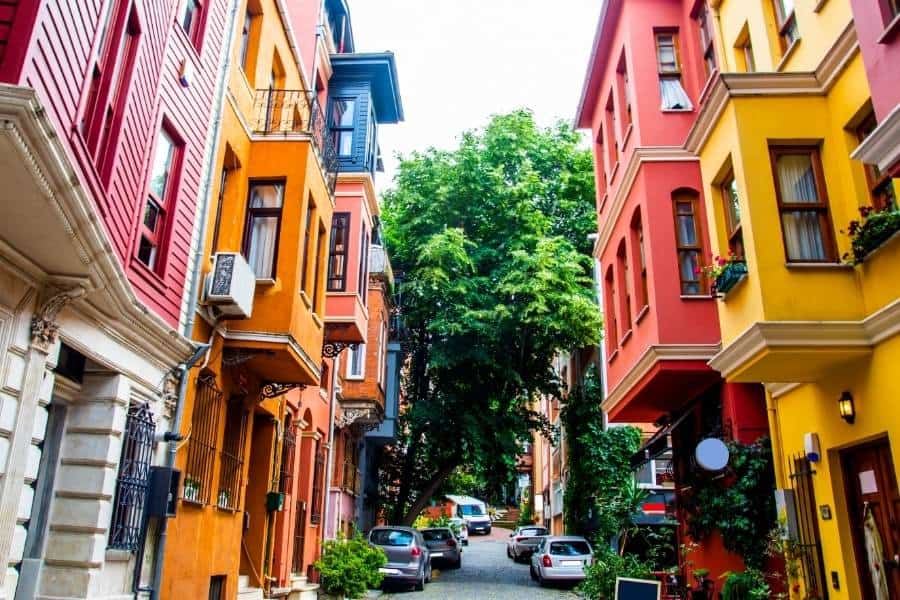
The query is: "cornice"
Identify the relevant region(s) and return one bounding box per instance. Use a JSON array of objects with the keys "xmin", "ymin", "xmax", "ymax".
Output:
[
  {"xmin": 765, "ymin": 382, "xmax": 802, "ymax": 399},
  {"xmin": 851, "ymin": 103, "xmax": 900, "ymax": 174},
  {"xmin": 684, "ymin": 21, "xmax": 858, "ymax": 154},
  {"xmin": 709, "ymin": 298, "xmax": 900, "ymax": 379},
  {"xmin": 596, "ymin": 147, "xmax": 699, "ymax": 257},
  {"xmin": 336, "ymin": 172, "xmax": 380, "ymax": 218},
  {"xmin": 220, "ymin": 328, "xmax": 321, "ymax": 380},
  {"xmin": 602, "ymin": 343, "xmax": 721, "ymax": 415}
]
